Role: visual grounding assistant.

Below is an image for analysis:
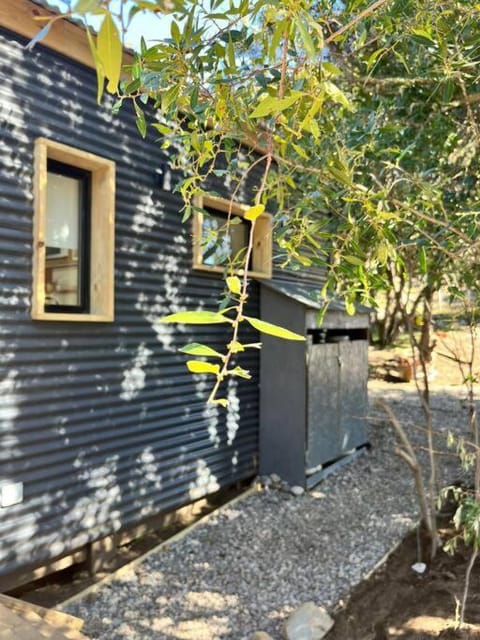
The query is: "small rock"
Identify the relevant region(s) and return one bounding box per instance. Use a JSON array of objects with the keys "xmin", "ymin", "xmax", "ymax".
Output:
[
  {"xmin": 411, "ymin": 562, "xmax": 427, "ymax": 575},
  {"xmin": 283, "ymin": 602, "xmax": 334, "ymax": 640},
  {"xmin": 251, "ymin": 632, "xmax": 274, "ymax": 640},
  {"xmin": 290, "ymin": 485, "xmax": 305, "ymax": 496}
]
